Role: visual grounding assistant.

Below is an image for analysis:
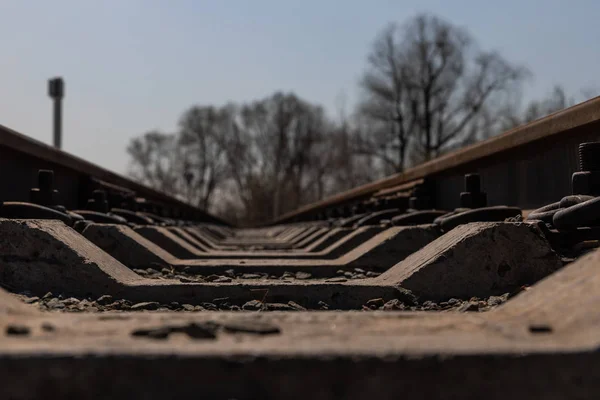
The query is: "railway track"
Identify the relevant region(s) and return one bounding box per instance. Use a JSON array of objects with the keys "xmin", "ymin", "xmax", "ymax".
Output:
[{"xmin": 0, "ymin": 98, "xmax": 600, "ymax": 399}]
